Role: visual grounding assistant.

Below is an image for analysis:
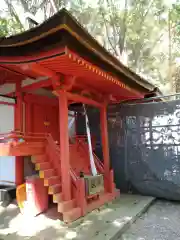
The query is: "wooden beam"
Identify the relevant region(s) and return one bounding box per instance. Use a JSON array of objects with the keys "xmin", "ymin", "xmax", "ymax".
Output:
[
  {"xmin": 23, "ymin": 63, "xmax": 60, "ymax": 85},
  {"xmin": 0, "ymin": 65, "xmax": 31, "ymax": 80},
  {"xmin": 100, "ymin": 105, "xmax": 111, "ymax": 192},
  {"xmin": 22, "ymin": 79, "xmax": 51, "ymax": 92},
  {"xmin": 15, "ymin": 82, "xmax": 23, "ymax": 132},
  {"xmin": 15, "ymin": 82, "xmax": 24, "ymax": 186},
  {"xmin": 59, "ymin": 90, "xmax": 71, "ymax": 201},
  {"xmin": 0, "ymin": 142, "xmax": 45, "ymax": 156},
  {"xmin": 75, "ymin": 82, "xmax": 103, "ymax": 100},
  {"xmin": 61, "ymin": 76, "xmax": 76, "ymax": 91},
  {"xmin": 24, "ymin": 93, "xmax": 58, "ymax": 106},
  {"xmin": 0, "ymin": 101, "xmax": 15, "ymax": 106},
  {"xmin": 66, "ymin": 92, "xmax": 103, "ymax": 108}
]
